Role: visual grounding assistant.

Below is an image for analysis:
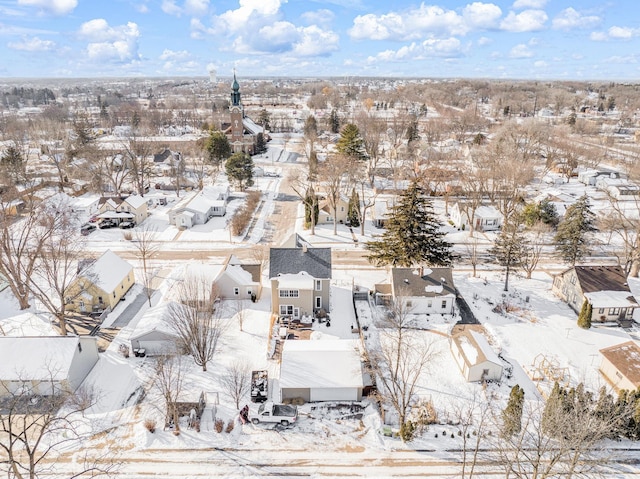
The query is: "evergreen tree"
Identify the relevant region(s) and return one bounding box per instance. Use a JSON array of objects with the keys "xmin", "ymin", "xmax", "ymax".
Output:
[
  {"xmin": 336, "ymin": 123, "xmax": 367, "ymax": 162},
  {"xmin": 225, "ymin": 152, "xmax": 254, "ymax": 191},
  {"xmin": 554, "ymin": 195, "xmax": 596, "ymax": 265},
  {"xmin": 328, "ymin": 109, "xmax": 340, "ymax": 133},
  {"xmin": 0, "ymin": 145, "xmax": 25, "ymax": 184},
  {"xmin": 365, "ymin": 181, "xmax": 453, "ymax": 267},
  {"xmin": 308, "ymin": 150, "xmax": 318, "ymax": 180},
  {"xmin": 539, "ymin": 198, "xmax": 559, "ymax": 227},
  {"xmin": 577, "ymin": 300, "xmax": 592, "ymax": 329},
  {"xmin": 502, "ymin": 385, "xmax": 525, "ymax": 437},
  {"xmin": 255, "ymin": 132, "xmax": 266, "ymax": 154},
  {"xmin": 205, "ymin": 130, "xmax": 231, "ymax": 168},
  {"xmin": 489, "ymin": 215, "xmax": 528, "ymax": 291},
  {"xmin": 257, "ymin": 109, "xmax": 271, "ymax": 130},
  {"xmin": 304, "ymin": 186, "xmax": 319, "ymax": 230},
  {"xmin": 347, "ymin": 188, "xmax": 360, "ymax": 227}
]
